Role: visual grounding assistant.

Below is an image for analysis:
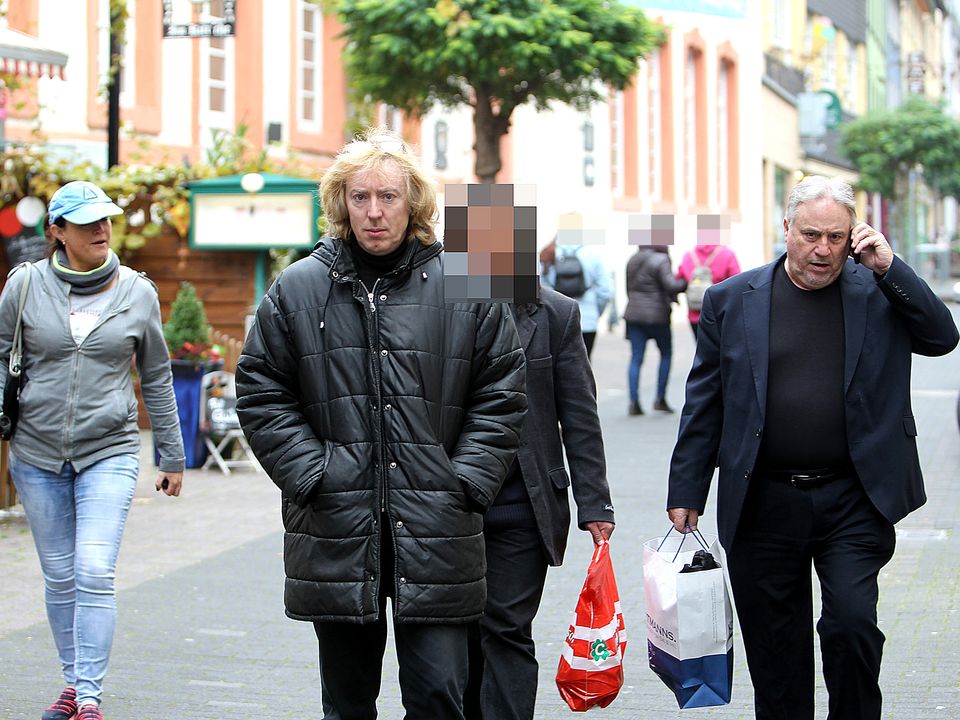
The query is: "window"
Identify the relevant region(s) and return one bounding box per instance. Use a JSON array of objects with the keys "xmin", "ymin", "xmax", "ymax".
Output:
[
  {"xmin": 202, "ymin": 0, "xmax": 233, "ymax": 124},
  {"xmin": 684, "ymin": 50, "xmax": 697, "ymax": 203},
  {"xmin": 844, "ymin": 46, "xmax": 859, "ymax": 109},
  {"xmin": 684, "ymin": 38, "xmax": 707, "ymax": 207},
  {"xmin": 773, "ymin": 166, "xmax": 788, "ymax": 257},
  {"xmin": 298, "ymin": 1, "xmax": 322, "ymax": 129},
  {"xmin": 772, "ymin": 0, "xmax": 790, "ymax": 56},
  {"xmin": 648, "ymin": 50, "xmax": 662, "ymax": 201},
  {"xmin": 378, "ymin": 104, "xmax": 403, "ymax": 132},
  {"xmin": 717, "ymin": 51, "xmax": 740, "ymax": 211},
  {"xmin": 717, "ymin": 64, "xmax": 729, "ymax": 209}
]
